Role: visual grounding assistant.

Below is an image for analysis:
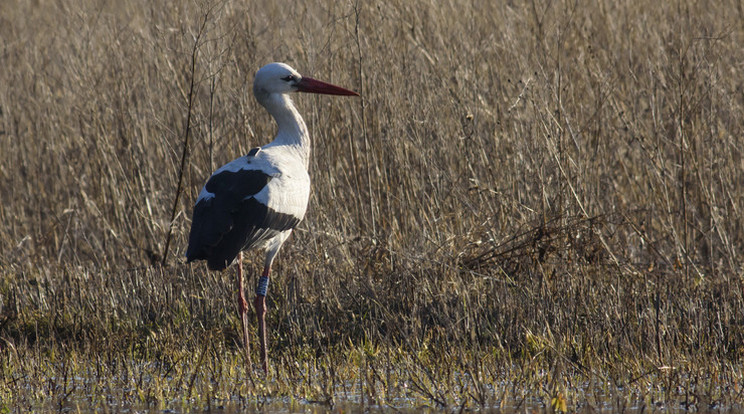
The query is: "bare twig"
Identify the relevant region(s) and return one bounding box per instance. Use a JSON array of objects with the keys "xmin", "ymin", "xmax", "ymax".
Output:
[{"xmin": 161, "ymin": 9, "xmax": 212, "ymax": 266}]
